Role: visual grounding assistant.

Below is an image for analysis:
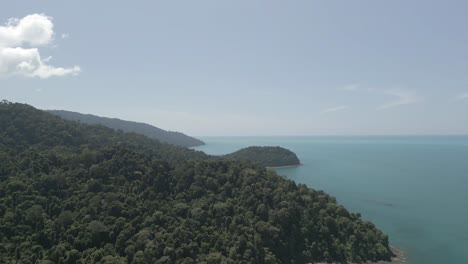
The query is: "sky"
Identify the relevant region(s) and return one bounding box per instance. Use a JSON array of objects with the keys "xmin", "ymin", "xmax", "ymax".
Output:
[{"xmin": 1, "ymin": 0, "xmax": 468, "ymax": 136}]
